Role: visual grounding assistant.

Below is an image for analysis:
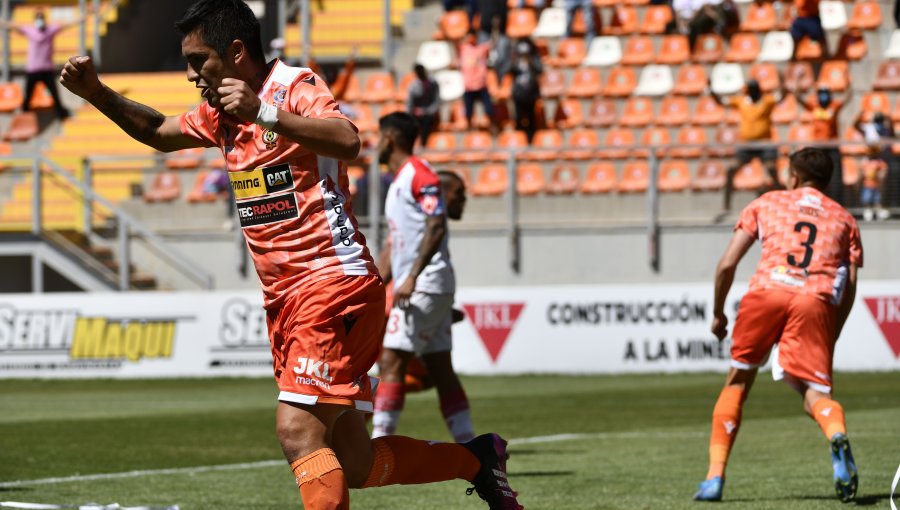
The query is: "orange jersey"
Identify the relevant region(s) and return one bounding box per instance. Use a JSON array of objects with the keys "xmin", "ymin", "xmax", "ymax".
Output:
[
  {"xmin": 179, "ymin": 61, "xmax": 375, "ymax": 309},
  {"xmin": 736, "ymin": 187, "xmax": 863, "ymax": 304}
]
